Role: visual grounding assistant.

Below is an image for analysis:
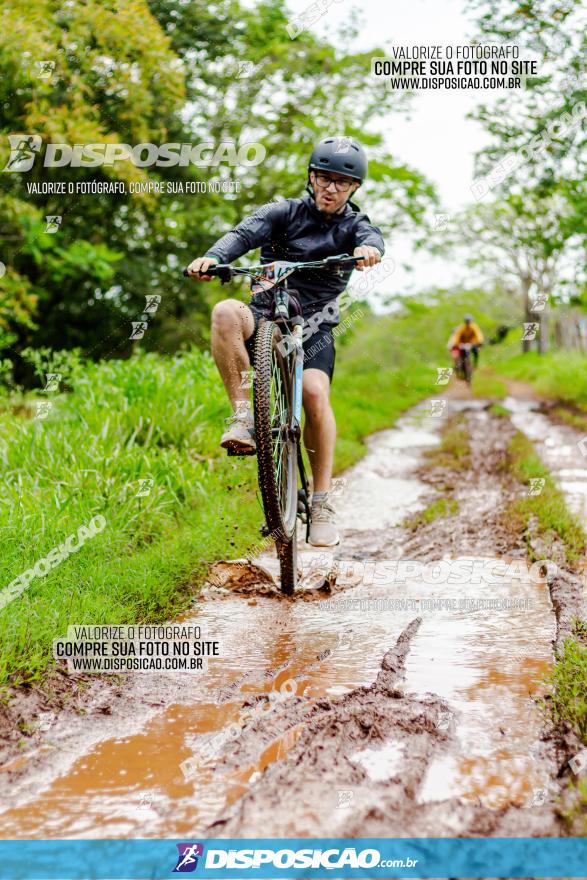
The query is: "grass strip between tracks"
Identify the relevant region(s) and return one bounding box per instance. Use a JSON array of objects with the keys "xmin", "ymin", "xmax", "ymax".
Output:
[{"xmin": 501, "ymin": 430, "xmax": 585, "ymax": 566}]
